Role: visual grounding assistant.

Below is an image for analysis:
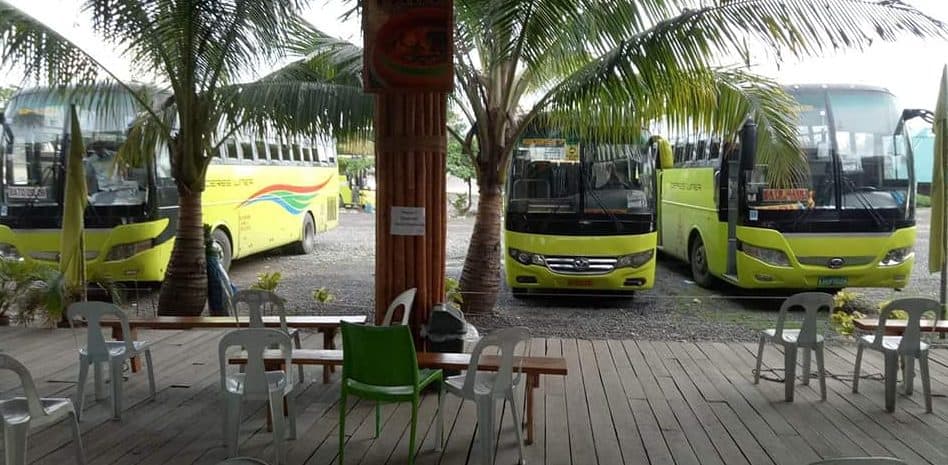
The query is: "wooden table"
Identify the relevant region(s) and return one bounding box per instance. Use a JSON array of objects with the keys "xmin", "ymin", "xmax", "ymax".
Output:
[
  {"xmin": 100, "ymin": 315, "xmax": 366, "ymax": 379},
  {"xmin": 853, "ymin": 318, "xmax": 948, "ymax": 335},
  {"xmin": 230, "ymin": 348, "xmax": 568, "ymax": 445}
]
